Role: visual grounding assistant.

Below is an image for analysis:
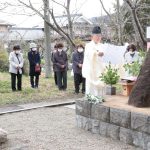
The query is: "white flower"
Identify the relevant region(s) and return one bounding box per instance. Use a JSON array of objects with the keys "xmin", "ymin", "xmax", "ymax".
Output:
[{"xmin": 91, "ymin": 95, "xmax": 94, "ymax": 99}]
